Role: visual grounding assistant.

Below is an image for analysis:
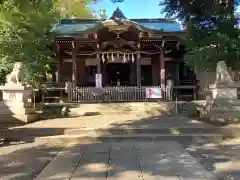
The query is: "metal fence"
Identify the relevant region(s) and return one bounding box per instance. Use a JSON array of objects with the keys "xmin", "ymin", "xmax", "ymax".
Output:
[{"xmin": 66, "ymin": 86, "xmax": 171, "ymax": 102}]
